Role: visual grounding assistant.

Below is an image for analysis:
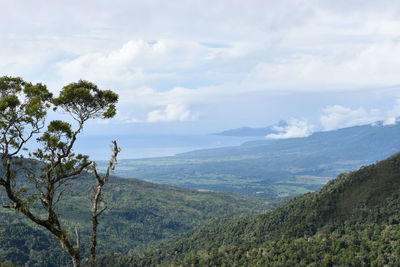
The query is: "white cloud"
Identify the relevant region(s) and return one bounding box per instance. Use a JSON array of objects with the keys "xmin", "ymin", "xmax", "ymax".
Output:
[
  {"xmin": 319, "ymin": 98, "xmax": 400, "ymax": 130},
  {"xmin": 114, "ymin": 84, "xmax": 245, "ymax": 123},
  {"xmin": 8, "ymin": 1, "xmax": 400, "ymax": 95},
  {"xmin": 4, "ymin": 0, "xmax": 400, "ymax": 131},
  {"xmin": 57, "ymin": 40, "xmax": 186, "ymax": 85},
  {"xmin": 147, "ymin": 104, "xmax": 198, "ymax": 123},
  {"xmin": 320, "ymin": 105, "xmax": 381, "ymax": 131},
  {"xmin": 56, "ymin": 39, "xmax": 253, "ymax": 88},
  {"xmin": 244, "ymin": 40, "xmax": 400, "ymax": 91},
  {"xmin": 383, "ymin": 117, "xmax": 396, "ymax": 125},
  {"xmin": 266, "ymin": 119, "xmax": 314, "ymax": 139},
  {"xmin": 57, "ymin": 36, "xmax": 400, "ymax": 96},
  {"xmin": 383, "ymin": 99, "xmax": 400, "ymax": 125}
]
